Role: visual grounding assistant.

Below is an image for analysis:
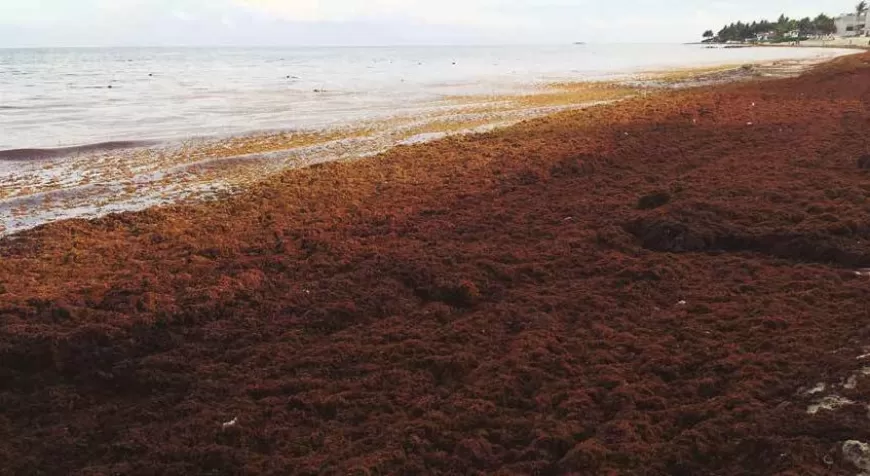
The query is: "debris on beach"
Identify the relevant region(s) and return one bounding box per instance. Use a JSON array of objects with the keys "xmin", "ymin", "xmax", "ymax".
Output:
[
  {"xmin": 843, "ymin": 441, "xmax": 870, "ymax": 474},
  {"xmin": 807, "ymin": 395, "xmax": 855, "ymax": 415}
]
